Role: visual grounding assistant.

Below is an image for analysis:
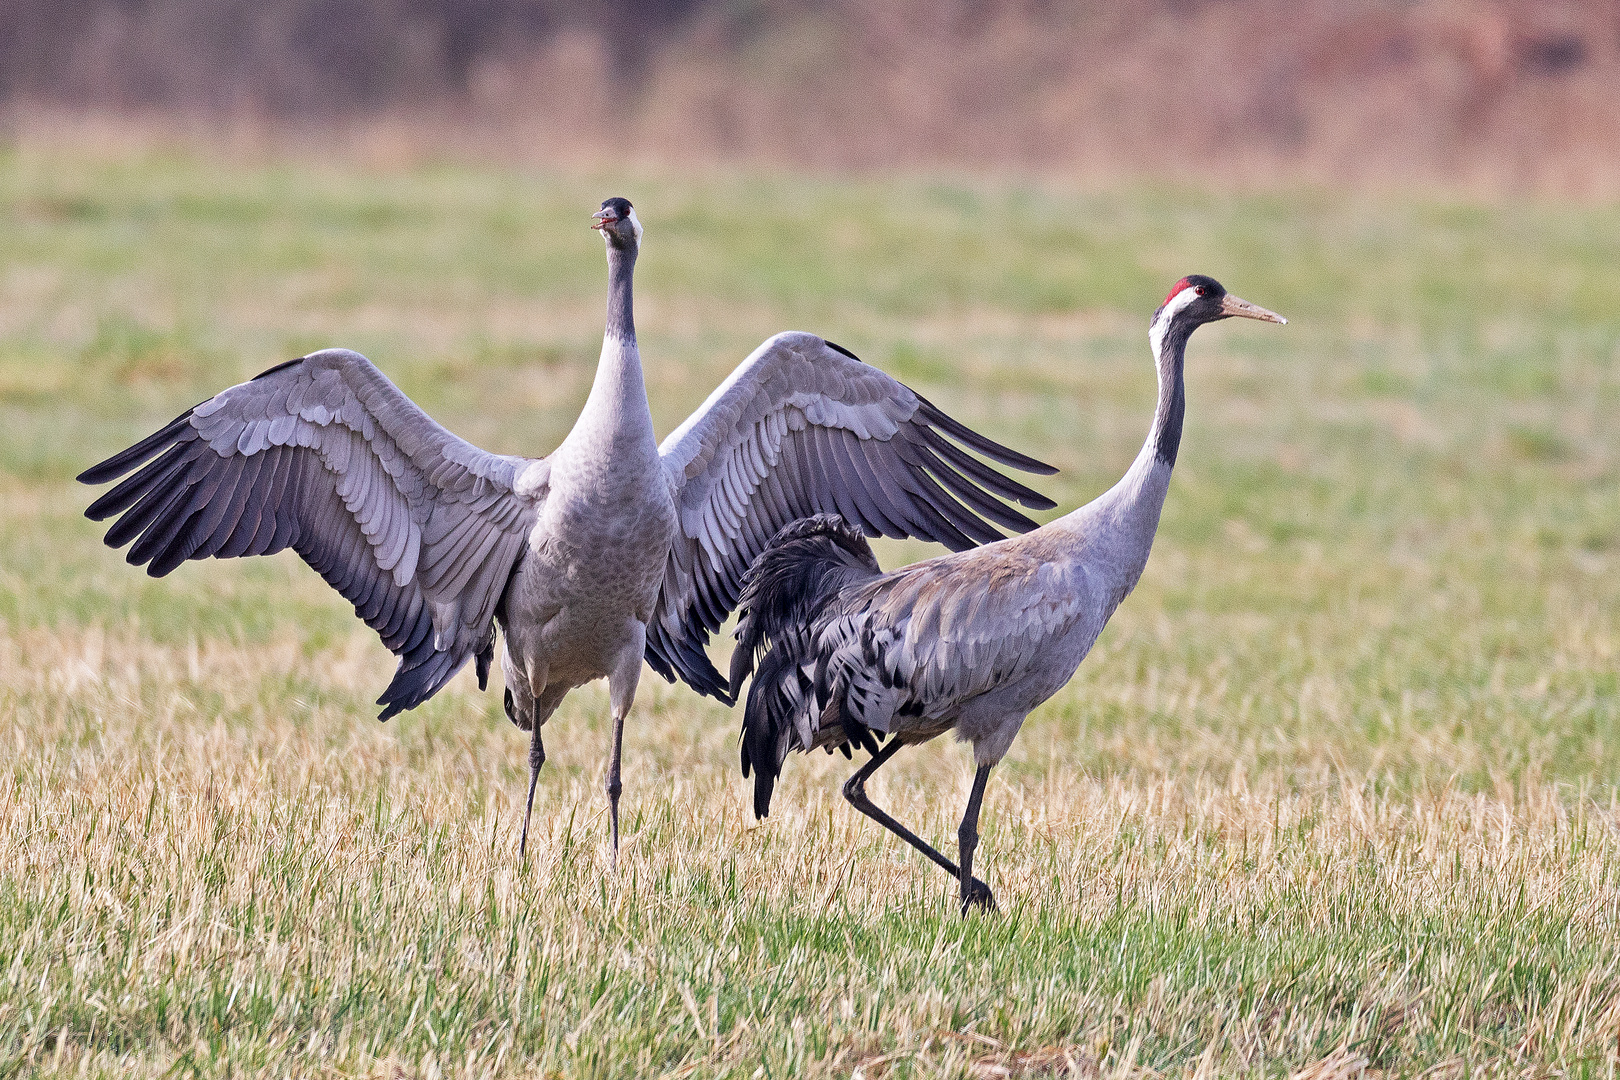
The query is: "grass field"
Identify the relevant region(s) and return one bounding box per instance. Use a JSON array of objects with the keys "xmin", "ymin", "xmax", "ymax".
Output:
[{"xmin": 3, "ymin": 143, "xmax": 1620, "ymax": 1077}]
